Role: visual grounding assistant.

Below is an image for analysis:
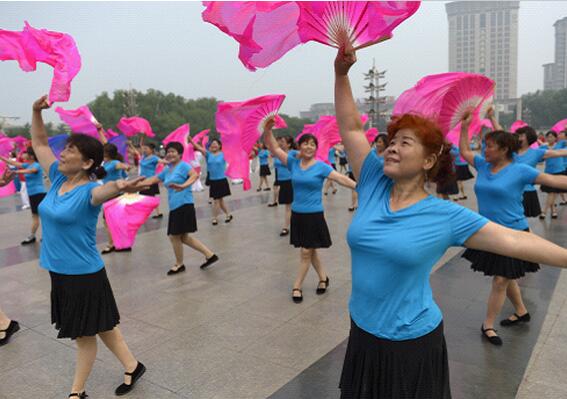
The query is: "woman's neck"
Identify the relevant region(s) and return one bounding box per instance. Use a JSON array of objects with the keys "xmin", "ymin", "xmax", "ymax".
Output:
[
  {"xmin": 490, "ymin": 157, "xmax": 511, "ymax": 171},
  {"xmin": 391, "ymin": 177, "xmax": 428, "ymax": 203},
  {"xmin": 64, "ymin": 171, "xmax": 89, "ymax": 186}
]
